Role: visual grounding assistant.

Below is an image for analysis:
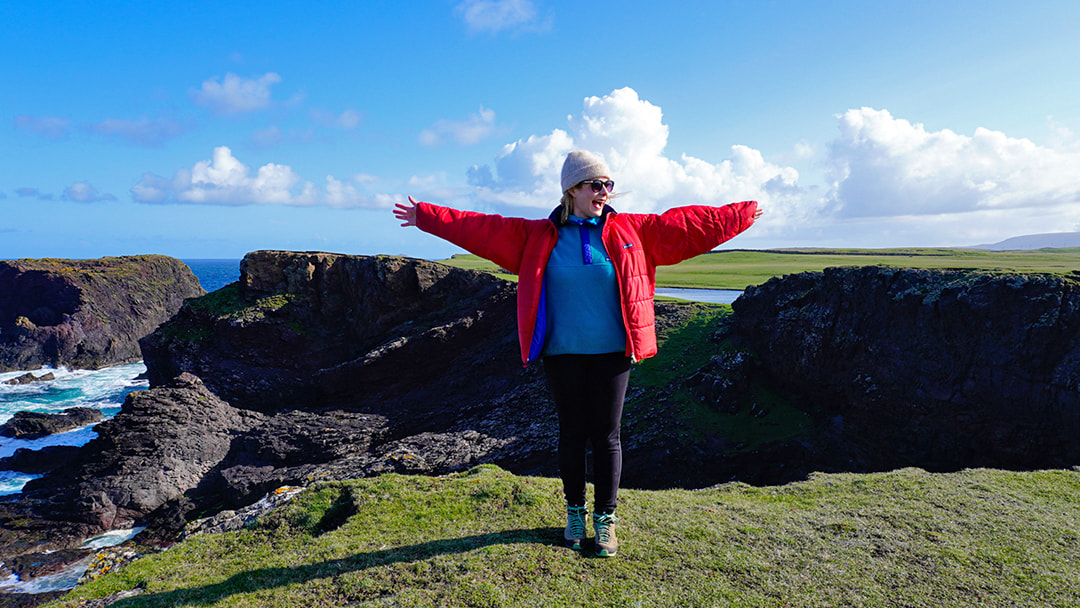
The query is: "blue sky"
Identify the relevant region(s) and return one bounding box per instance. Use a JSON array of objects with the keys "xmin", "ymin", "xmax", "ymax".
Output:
[{"xmin": 3, "ymin": 0, "xmax": 1079, "ymax": 260}]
